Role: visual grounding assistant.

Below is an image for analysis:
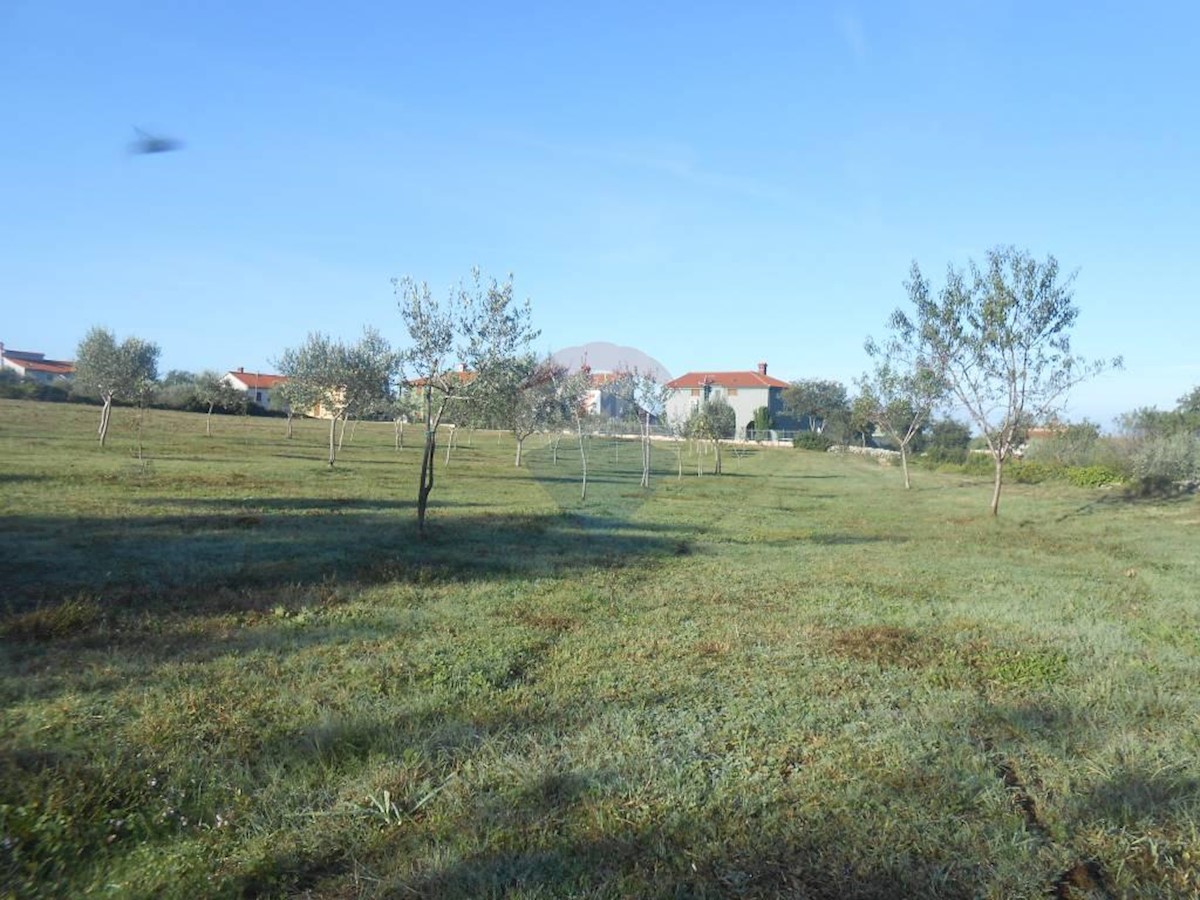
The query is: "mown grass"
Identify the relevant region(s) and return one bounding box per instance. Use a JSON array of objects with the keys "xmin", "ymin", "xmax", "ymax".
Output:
[{"xmin": 1, "ymin": 399, "xmax": 1198, "ymax": 898}]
